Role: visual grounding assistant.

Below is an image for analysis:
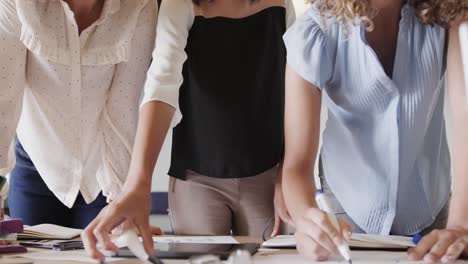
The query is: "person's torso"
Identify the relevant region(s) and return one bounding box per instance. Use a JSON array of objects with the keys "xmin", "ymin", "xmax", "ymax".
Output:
[
  {"xmin": 14, "ymin": 0, "xmax": 153, "ymax": 207},
  {"xmin": 313, "ymin": 4, "xmax": 450, "ymax": 235},
  {"xmin": 169, "ymin": 6, "xmax": 287, "ymax": 179}
]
